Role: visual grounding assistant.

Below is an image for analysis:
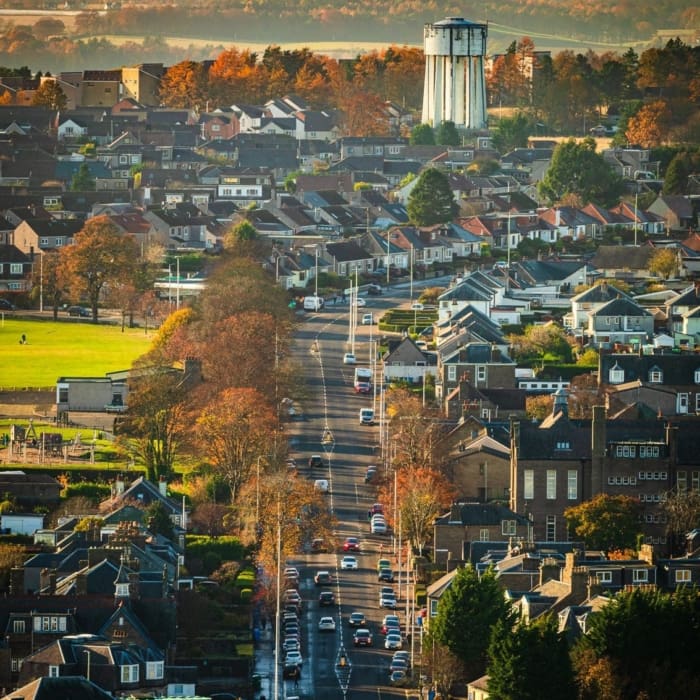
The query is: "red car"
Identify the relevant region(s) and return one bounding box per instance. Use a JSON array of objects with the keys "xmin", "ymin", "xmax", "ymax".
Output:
[{"xmin": 343, "ymin": 537, "xmax": 360, "ymax": 552}]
